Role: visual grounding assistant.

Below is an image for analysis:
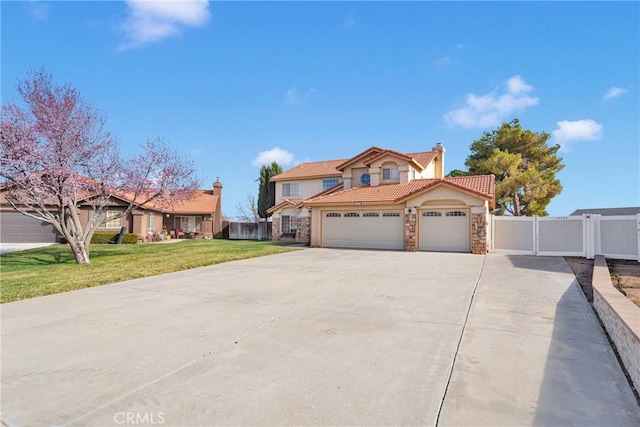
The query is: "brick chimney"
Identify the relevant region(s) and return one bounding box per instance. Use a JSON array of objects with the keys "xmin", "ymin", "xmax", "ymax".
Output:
[
  {"xmin": 432, "ymin": 143, "xmax": 445, "ymax": 178},
  {"xmin": 213, "ymin": 178, "xmax": 222, "ymax": 197},
  {"xmin": 213, "ymin": 178, "xmax": 223, "ymax": 236}
]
